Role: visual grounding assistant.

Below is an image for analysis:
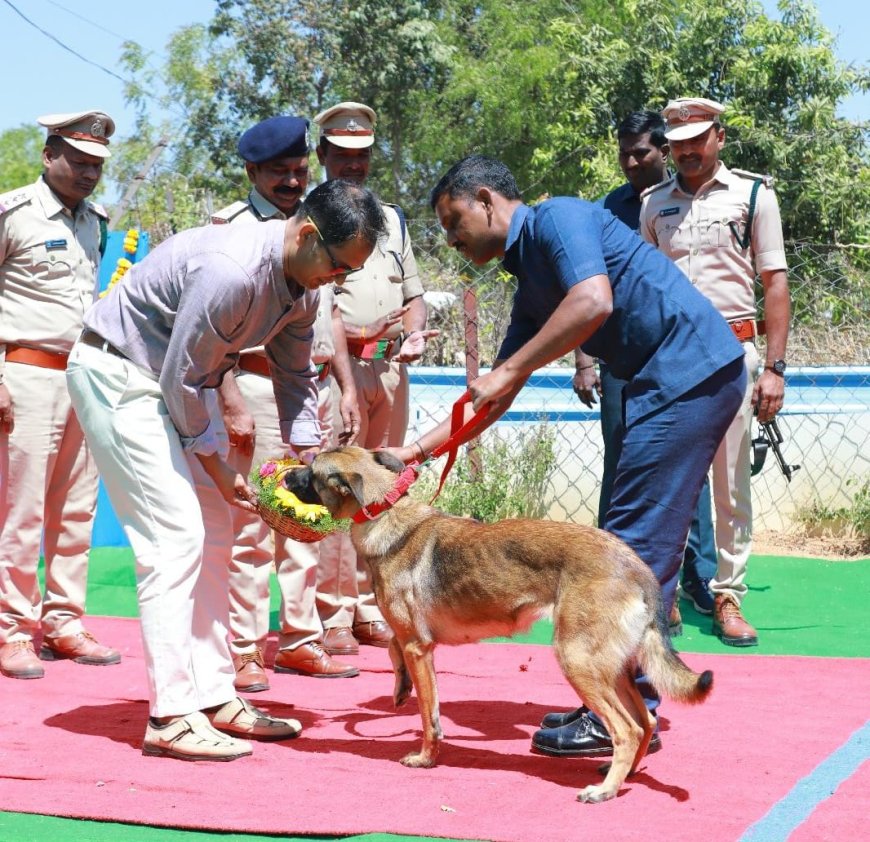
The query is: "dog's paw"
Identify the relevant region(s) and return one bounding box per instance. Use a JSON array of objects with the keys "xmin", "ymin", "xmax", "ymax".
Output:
[
  {"xmin": 400, "ymin": 751, "xmax": 436, "ymax": 768},
  {"xmin": 577, "ymin": 784, "xmax": 617, "ymax": 804},
  {"xmin": 393, "ymin": 688, "xmax": 412, "ymax": 708}
]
